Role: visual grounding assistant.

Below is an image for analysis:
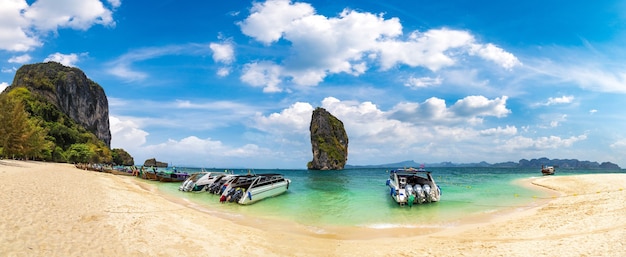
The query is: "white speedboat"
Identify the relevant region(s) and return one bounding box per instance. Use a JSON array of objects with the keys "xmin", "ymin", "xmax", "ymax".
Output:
[
  {"xmin": 386, "ymin": 167, "xmax": 440, "ymax": 206},
  {"xmin": 219, "ymin": 173, "xmax": 291, "ymax": 205},
  {"xmin": 179, "ymin": 171, "xmax": 229, "ymax": 192}
]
